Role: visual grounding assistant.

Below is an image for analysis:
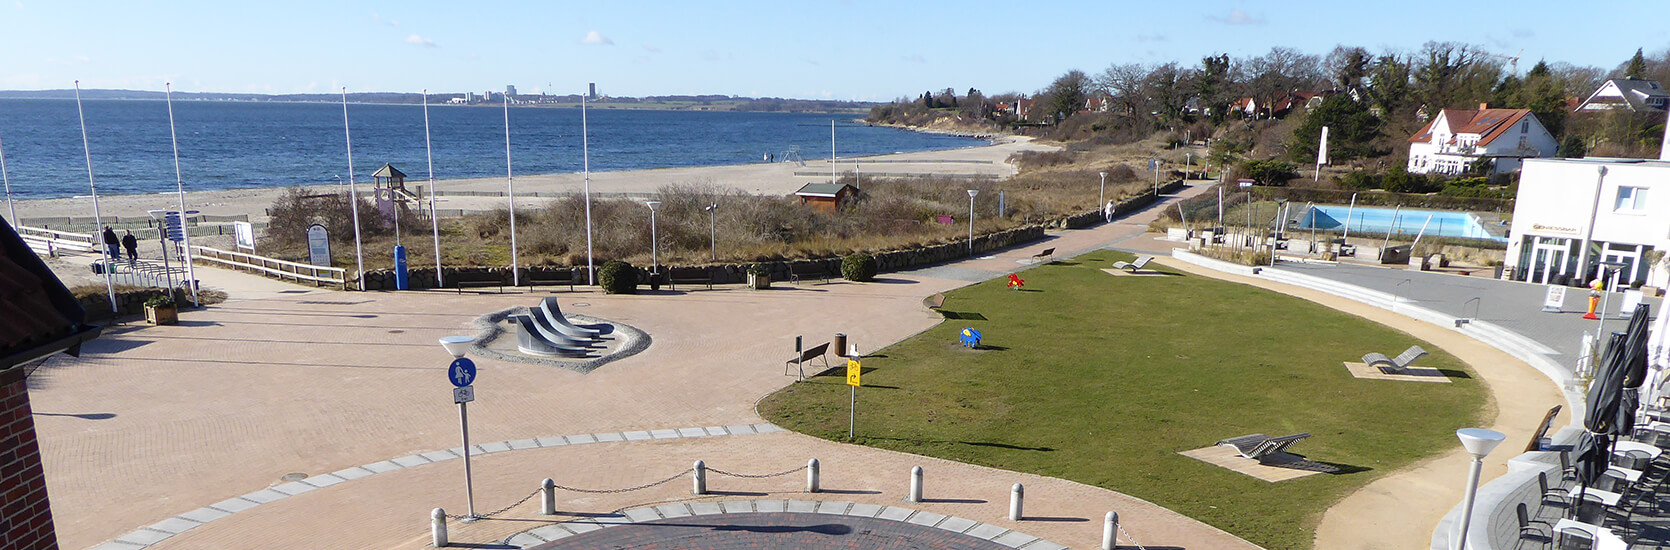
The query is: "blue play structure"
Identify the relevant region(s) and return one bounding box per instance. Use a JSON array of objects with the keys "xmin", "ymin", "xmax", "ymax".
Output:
[{"xmin": 959, "ymin": 328, "xmax": 982, "ymax": 348}]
